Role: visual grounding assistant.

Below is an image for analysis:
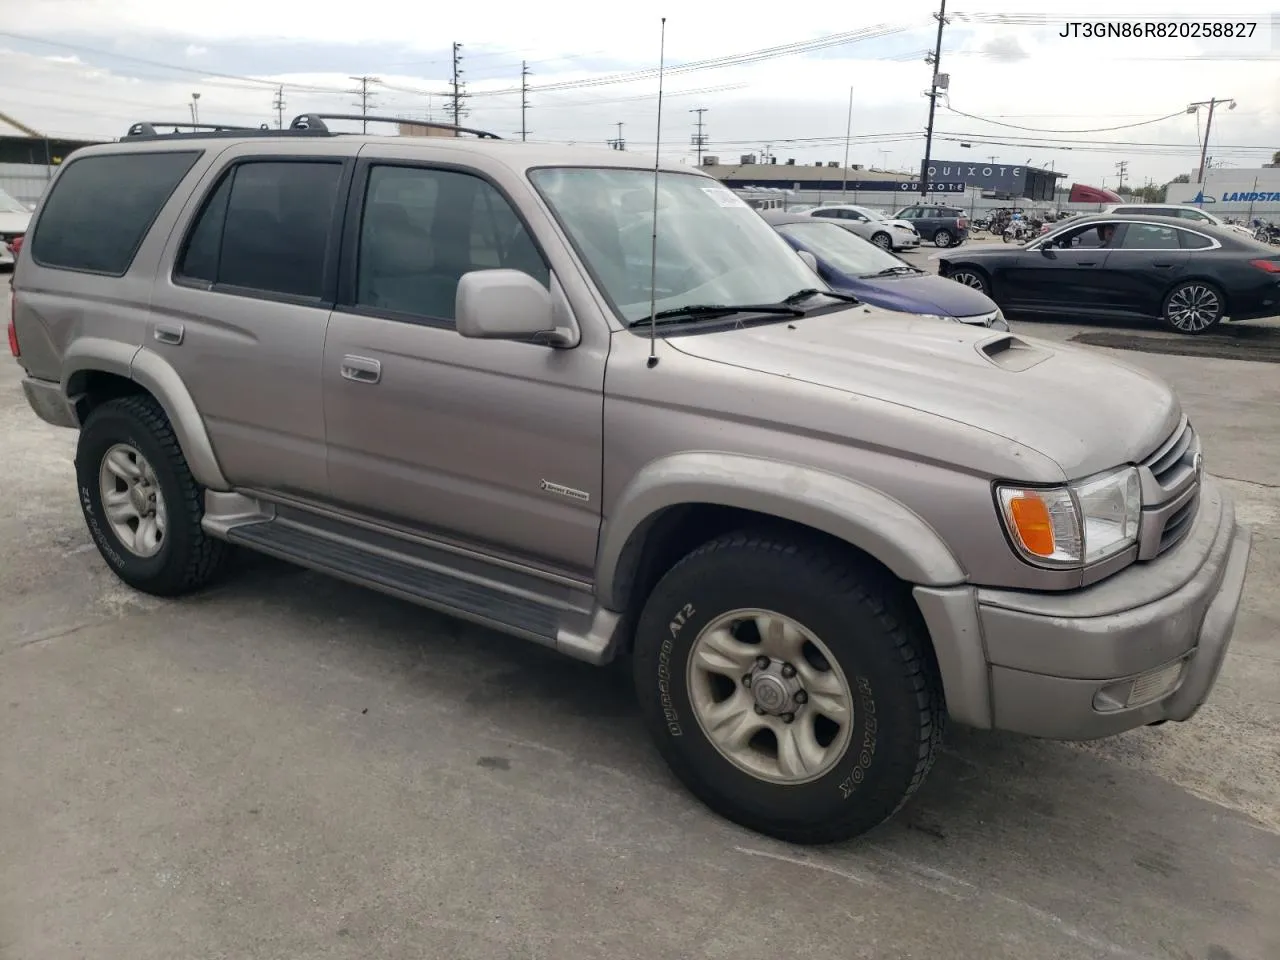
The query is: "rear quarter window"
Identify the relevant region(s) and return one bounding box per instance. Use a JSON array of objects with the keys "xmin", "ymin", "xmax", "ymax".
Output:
[{"xmin": 30, "ymin": 150, "xmax": 201, "ymax": 276}]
